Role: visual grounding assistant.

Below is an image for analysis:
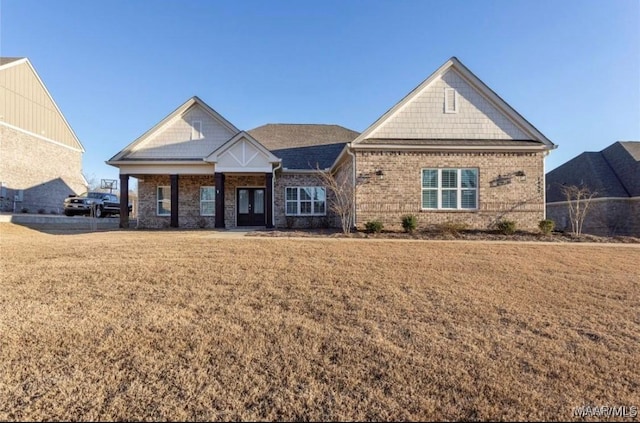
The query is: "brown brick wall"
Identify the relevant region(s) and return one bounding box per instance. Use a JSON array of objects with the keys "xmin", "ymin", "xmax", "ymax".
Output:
[
  {"xmin": 274, "ymin": 173, "xmax": 339, "ymax": 229},
  {"xmin": 137, "ymin": 174, "xmax": 216, "ymax": 229},
  {"xmin": 354, "ymin": 150, "xmax": 545, "ymax": 231},
  {"xmin": 0, "ymin": 125, "xmax": 86, "ymax": 213}
]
